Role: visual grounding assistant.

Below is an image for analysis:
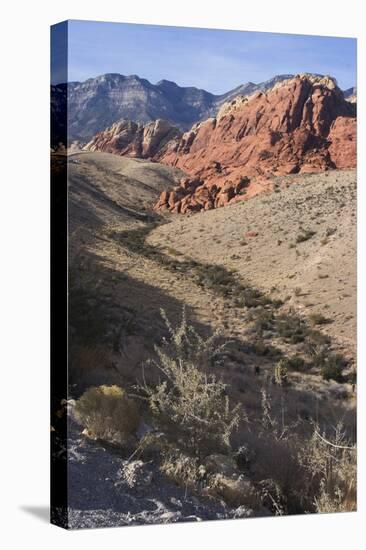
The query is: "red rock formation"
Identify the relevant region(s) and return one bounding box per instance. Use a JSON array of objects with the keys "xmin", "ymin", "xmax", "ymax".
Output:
[
  {"xmin": 154, "ymin": 75, "xmax": 356, "ymax": 213},
  {"xmin": 328, "ymin": 116, "xmax": 357, "ymax": 169},
  {"xmin": 84, "ymin": 119, "xmax": 181, "ymax": 159}
]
